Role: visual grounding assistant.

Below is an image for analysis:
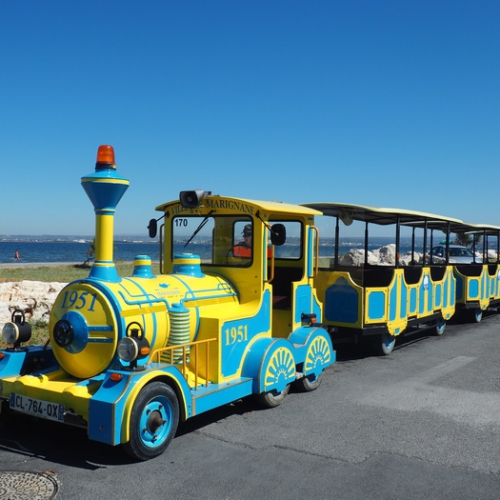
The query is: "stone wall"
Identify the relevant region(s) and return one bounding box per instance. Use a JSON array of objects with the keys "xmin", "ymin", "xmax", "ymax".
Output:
[{"xmin": 0, "ymin": 281, "xmax": 66, "ymax": 326}]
